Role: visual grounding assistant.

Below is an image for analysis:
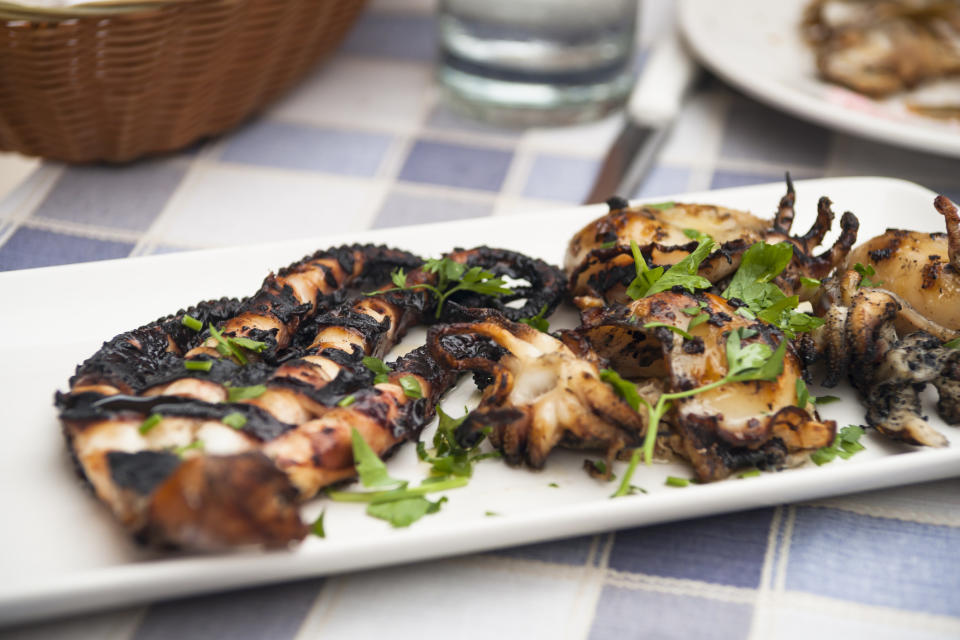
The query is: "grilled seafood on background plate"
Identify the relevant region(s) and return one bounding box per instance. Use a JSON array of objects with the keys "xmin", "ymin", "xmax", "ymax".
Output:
[
  {"xmin": 566, "ymin": 177, "xmax": 859, "ymax": 309},
  {"xmin": 57, "ymin": 244, "xmax": 566, "ymax": 549},
  {"xmin": 803, "ymin": 0, "xmax": 960, "ymax": 117}
]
